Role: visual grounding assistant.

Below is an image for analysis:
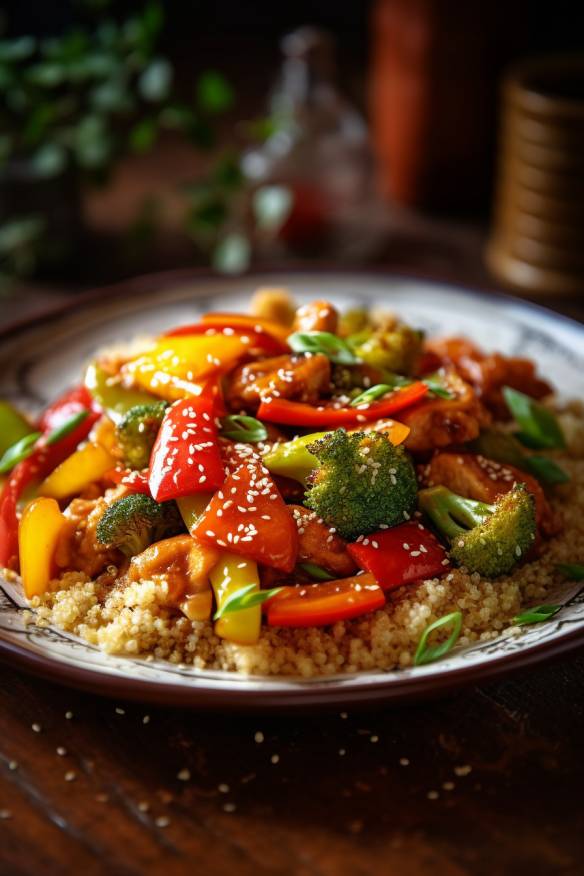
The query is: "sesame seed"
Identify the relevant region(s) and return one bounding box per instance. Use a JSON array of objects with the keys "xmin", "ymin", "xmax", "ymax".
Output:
[
  {"xmin": 254, "ymin": 731, "xmax": 264, "ymax": 743},
  {"xmin": 137, "ymin": 801, "xmax": 150, "ymax": 812},
  {"xmin": 155, "ymin": 816, "xmax": 171, "ymax": 828},
  {"xmin": 427, "ymin": 790, "xmax": 439, "ymax": 800},
  {"xmin": 64, "ymin": 771, "xmax": 76, "ymax": 782},
  {"xmin": 65, "ymin": 711, "xmax": 73, "ymax": 720},
  {"xmin": 399, "ymin": 757, "xmax": 410, "ymax": 766},
  {"xmin": 454, "ymin": 764, "xmax": 472, "ymax": 777},
  {"xmin": 270, "ymin": 754, "xmax": 280, "ymax": 764},
  {"xmin": 0, "ymin": 810, "xmax": 12, "ymax": 820},
  {"xmin": 218, "ymin": 783, "xmax": 230, "ymax": 794},
  {"xmin": 31, "ymin": 723, "xmax": 42, "ymax": 733},
  {"xmin": 8, "ymin": 761, "xmax": 18, "ymax": 771},
  {"xmin": 143, "ymin": 715, "xmax": 150, "ymax": 724},
  {"xmin": 115, "ymin": 707, "xmax": 125, "ymax": 715},
  {"xmin": 177, "ymin": 768, "xmax": 191, "ymax": 781},
  {"xmin": 56, "ymin": 747, "xmax": 67, "ymax": 757},
  {"xmin": 223, "ymin": 802, "xmax": 237, "ymax": 813}
]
